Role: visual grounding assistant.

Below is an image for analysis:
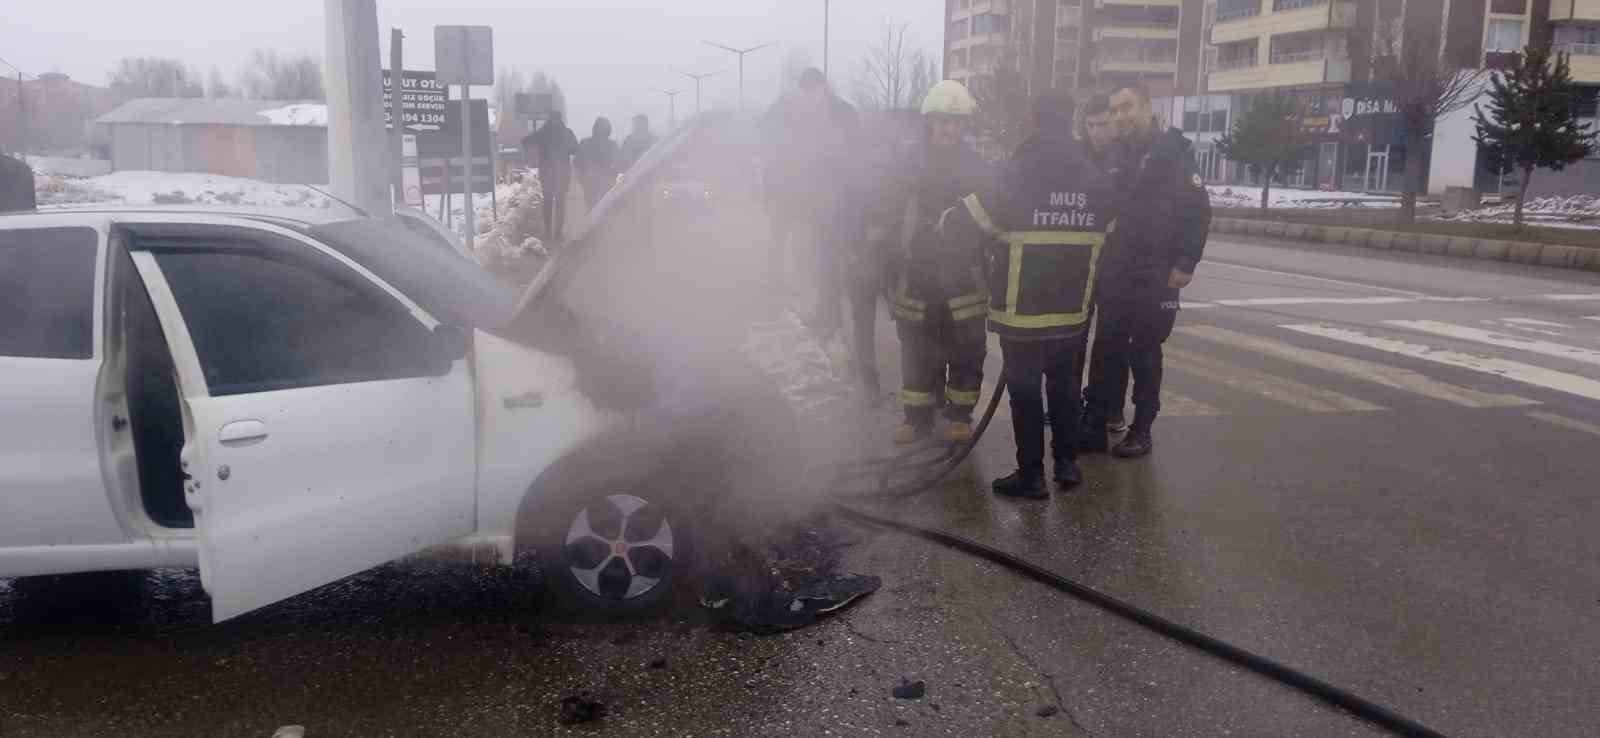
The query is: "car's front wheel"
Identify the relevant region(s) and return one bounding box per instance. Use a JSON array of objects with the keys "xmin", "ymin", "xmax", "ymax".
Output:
[{"xmin": 535, "ymin": 487, "xmax": 686, "ymax": 615}]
